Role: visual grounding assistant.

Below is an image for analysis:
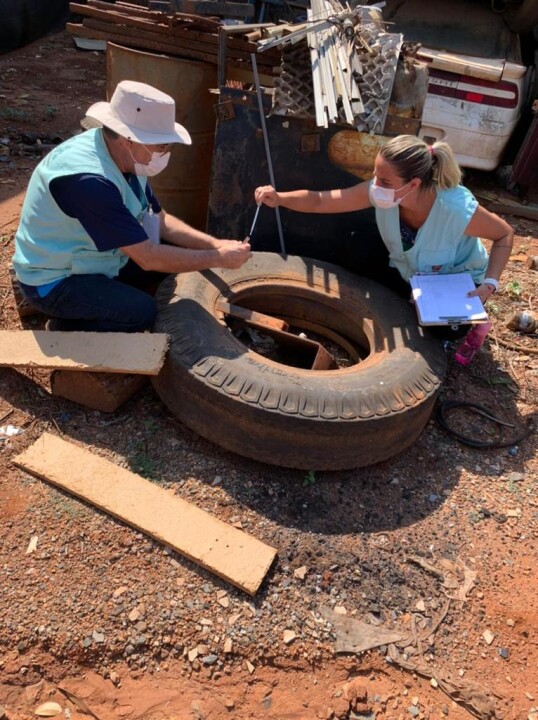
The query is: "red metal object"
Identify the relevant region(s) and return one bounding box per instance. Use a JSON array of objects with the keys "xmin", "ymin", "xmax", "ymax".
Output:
[{"xmin": 511, "ymin": 108, "xmax": 538, "ymax": 189}]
